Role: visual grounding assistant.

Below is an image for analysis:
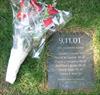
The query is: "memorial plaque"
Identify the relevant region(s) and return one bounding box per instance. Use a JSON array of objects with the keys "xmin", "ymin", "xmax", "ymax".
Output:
[{"xmin": 47, "ymin": 31, "xmax": 95, "ymax": 89}]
